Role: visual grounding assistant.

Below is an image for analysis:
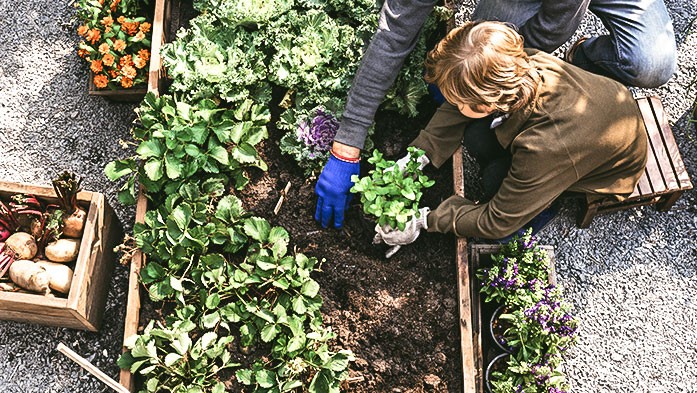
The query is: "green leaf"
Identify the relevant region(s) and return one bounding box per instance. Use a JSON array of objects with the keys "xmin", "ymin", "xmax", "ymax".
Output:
[
  {"xmin": 301, "ymin": 279, "xmax": 320, "ymax": 298},
  {"xmin": 164, "ymin": 353, "xmax": 182, "ymax": 367},
  {"xmin": 165, "ymin": 155, "xmax": 183, "ymax": 179},
  {"xmin": 256, "ymin": 369, "xmax": 276, "ymax": 388},
  {"xmin": 136, "ymin": 140, "xmax": 165, "ymax": 159},
  {"xmin": 200, "ymin": 332, "xmax": 218, "ymax": 349},
  {"xmin": 244, "ymin": 217, "xmax": 271, "ymax": 242},
  {"xmin": 260, "ymin": 324, "xmax": 278, "ymax": 342},
  {"xmin": 209, "ymin": 145, "xmax": 230, "ymax": 165},
  {"xmin": 105, "ymin": 159, "xmax": 136, "ymax": 181},
  {"xmin": 236, "ymin": 369, "xmax": 253, "ymax": 385},
  {"xmin": 143, "ymin": 160, "xmax": 163, "ymax": 182},
  {"xmin": 205, "ymin": 293, "xmax": 221, "ymax": 309},
  {"xmin": 202, "ymin": 312, "xmax": 220, "ymax": 329},
  {"xmin": 171, "ymin": 204, "xmax": 192, "ymax": 230},
  {"xmin": 117, "ymin": 176, "xmax": 137, "ymax": 205}
]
